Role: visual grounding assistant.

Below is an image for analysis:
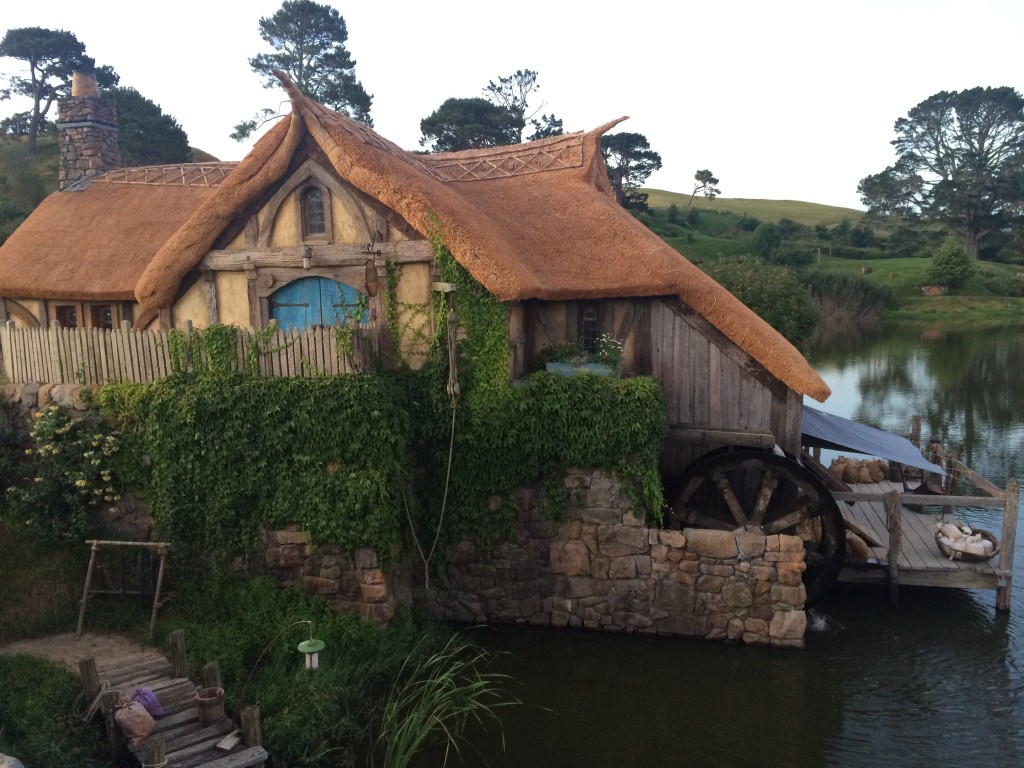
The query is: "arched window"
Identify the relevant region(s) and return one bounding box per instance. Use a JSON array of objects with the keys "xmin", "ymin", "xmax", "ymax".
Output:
[{"xmin": 302, "ymin": 187, "xmax": 327, "ymax": 237}]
